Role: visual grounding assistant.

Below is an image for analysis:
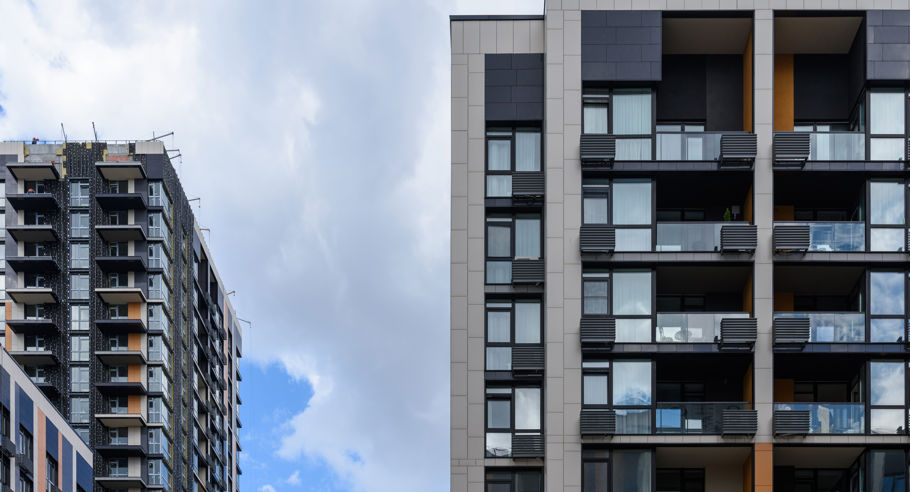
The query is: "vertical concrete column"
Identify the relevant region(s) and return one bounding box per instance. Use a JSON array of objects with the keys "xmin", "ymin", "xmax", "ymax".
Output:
[
  {"xmin": 752, "ymin": 9, "xmax": 775, "ymax": 492},
  {"xmin": 544, "ymin": 3, "xmax": 569, "ymax": 492}
]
